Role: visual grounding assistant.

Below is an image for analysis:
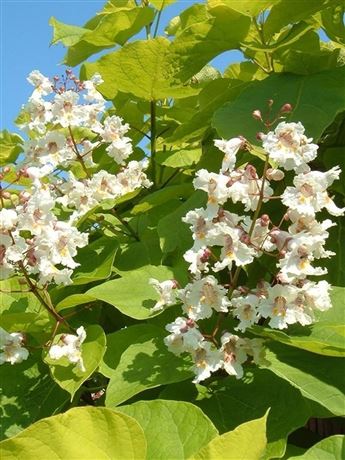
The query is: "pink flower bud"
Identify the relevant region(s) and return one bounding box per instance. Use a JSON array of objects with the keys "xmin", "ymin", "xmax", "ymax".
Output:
[
  {"xmin": 245, "ymin": 164, "xmax": 257, "ymax": 178},
  {"xmin": 3, "ymin": 166, "xmax": 11, "ymax": 174},
  {"xmin": 252, "ymin": 110, "xmax": 262, "ymax": 121},
  {"xmin": 200, "ymin": 248, "xmax": 212, "ymax": 263},
  {"xmin": 240, "ymin": 234, "xmax": 251, "ymax": 244},
  {"xmin": 186, "ymin": 318, "xmax": 195, "ymax": 328},
  {"xmin": 1, "ymin": 191, "xmax": 11, "ymax": 199},
  {"xmin": 0, "ymin": 174, "xmax": 3, "ymax": 180},
  {"xmin": 260, "ymin": 214, "xmax": 270, "ymax": 226},
  {"xmin": 256, "ymin": 132, "xmax": 265, "ymax": 141},
  {"xmin": 53, "ymin": 75, "xmax": 59, "ymax": 81},
  {"xmin": 280, "ymin": 103, "xmax": 293, "ymax": 113},
  {"xmin": 266, "ymin": 168, "xmax": 285, "ymax": 181},
  {"xmin": 171, "ymin": 279, "xmax": 179, "ymax": 289}
]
